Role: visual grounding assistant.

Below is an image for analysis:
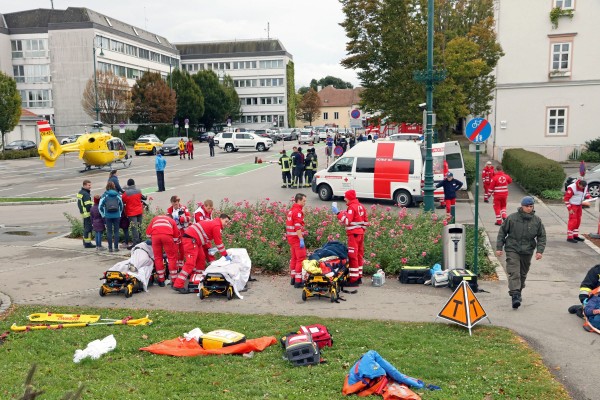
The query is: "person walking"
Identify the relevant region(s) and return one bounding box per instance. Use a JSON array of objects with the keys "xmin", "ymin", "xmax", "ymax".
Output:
[
  {"xmin": 90, "ymin": 195, "xmax": 106, "ymax": 251},
  {"xmin": 496, "ymin": 196, "xmax": 546, "ymax": 309},
  {"xmin": 208, "ymin": 136, "xmax": 215, "ymax": 157},
  {"xmin": 77, "ymin": 179, "xmax": 95, "ymax": 248},
  {"xmin": 332, "ymin": 189, "xmax": 368, "ymax": 285},
  {"xmin": 278, "ymin": 150, "xmax": 292, "ymax": 188},
  {"xmin": 435, "ymin": 172, "xmax": 463, "ymax": 218},
  {"xmin": 155, "ymin": 152, "xmax": 166, "ymax": 192},
  {"xmin": 178, "ymin": 138, "xmax": 186, "ymax": 160},
  {"xmin": 286, "ymin": 193, "xmax": 307, "ymax": 288},
  {"xmin": 481, "ymin": 161, "xmax": 495, "ymax": 203},
  {"xmin": 146, "ymin": 214, "xmax": 181, "ymax": 286},
  {"xmin": 172, "ymin": 214, "xmax": 232, "ymax": 294},
  {"xmin": 186, "ymin": 139, "xmax": 194, "ymax": 160},
  {"xmin": 108, "ymin": 170, "xmax": 124, "ymax": 194},
  {"xmin": 564, "ymin": 179, "xmax": 590, "ymax": 243},
  {"xmin": 122, "ymin": 178, "xmax": 146, "ymax": 249},
  {"xmin": 99, "ymin": 181, "xmax": 124, "ymax": 252},
  {"xmin": 489, "ymin": 165, "xmax": 513, "ymax": 225}
]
